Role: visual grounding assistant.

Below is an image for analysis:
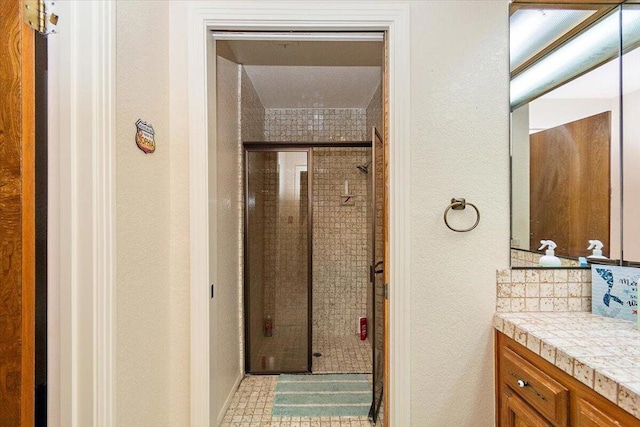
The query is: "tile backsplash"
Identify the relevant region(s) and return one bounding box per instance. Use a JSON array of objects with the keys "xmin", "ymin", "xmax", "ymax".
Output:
[{"xmin": 496, "ymin": 268, "xmax": 592, "ymax": 313}]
